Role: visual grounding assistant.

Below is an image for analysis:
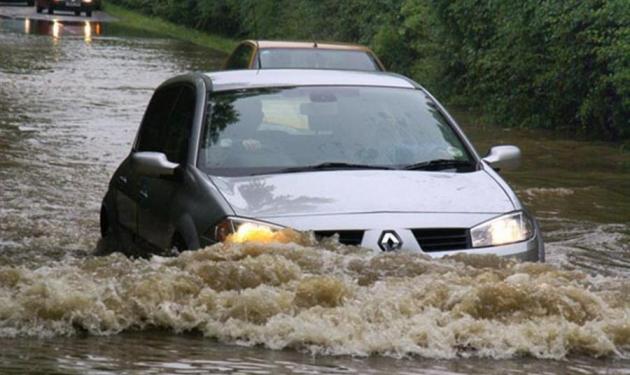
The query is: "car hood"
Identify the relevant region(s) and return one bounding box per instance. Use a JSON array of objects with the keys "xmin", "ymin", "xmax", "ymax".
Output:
[{"xmin": 209, "ymin": 170, "xmax": 515, "ymax": 218}]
